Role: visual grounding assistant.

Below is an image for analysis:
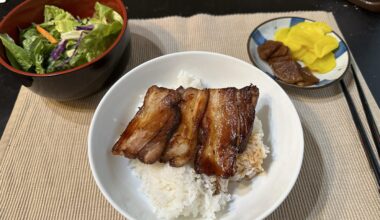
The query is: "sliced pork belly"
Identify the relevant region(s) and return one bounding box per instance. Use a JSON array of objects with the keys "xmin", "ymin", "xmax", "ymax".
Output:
[
  {"xmin": 112, "ymin": 86, "xmax": 181, "ymax": 164},
  {"xmin": 195, "ymin": 85, "xmax": 259, "ymax": 178},
  {"xmin": 161, "ymin": 87, "xmax": 209, "ymax": 167},
  {"xmin": 236, "ymin": 85, "xmax": 260, "ymax": 153}
]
